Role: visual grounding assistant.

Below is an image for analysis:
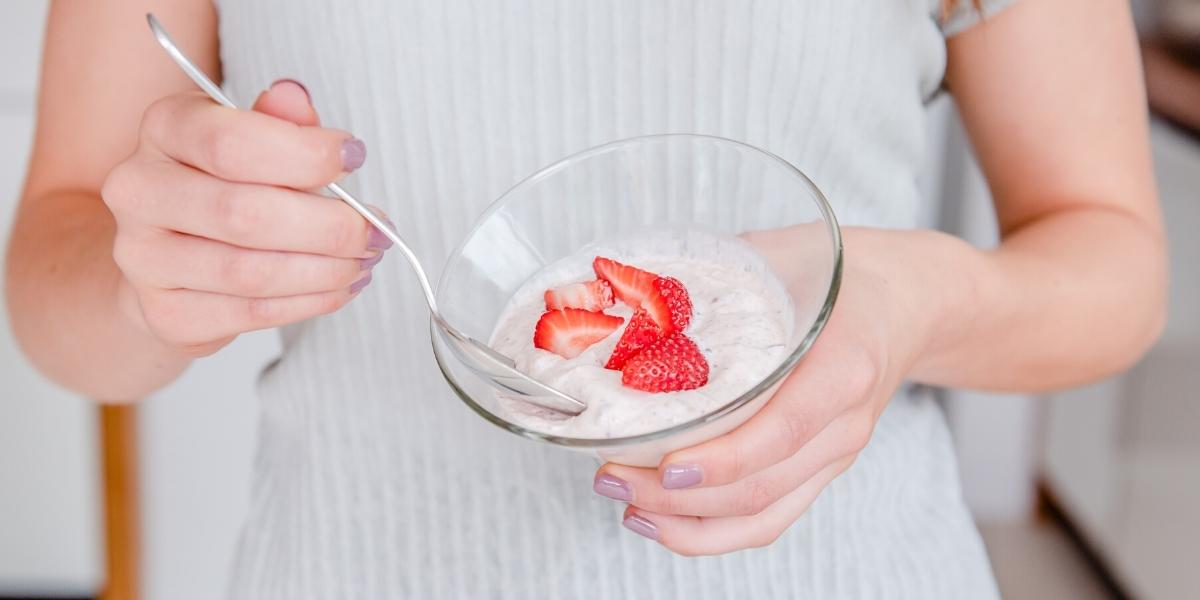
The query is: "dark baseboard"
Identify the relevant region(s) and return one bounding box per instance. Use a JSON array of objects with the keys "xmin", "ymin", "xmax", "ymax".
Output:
[{"xmin": 1036, "ymin": 481, "xmax": 1131, "ymax": 600}]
